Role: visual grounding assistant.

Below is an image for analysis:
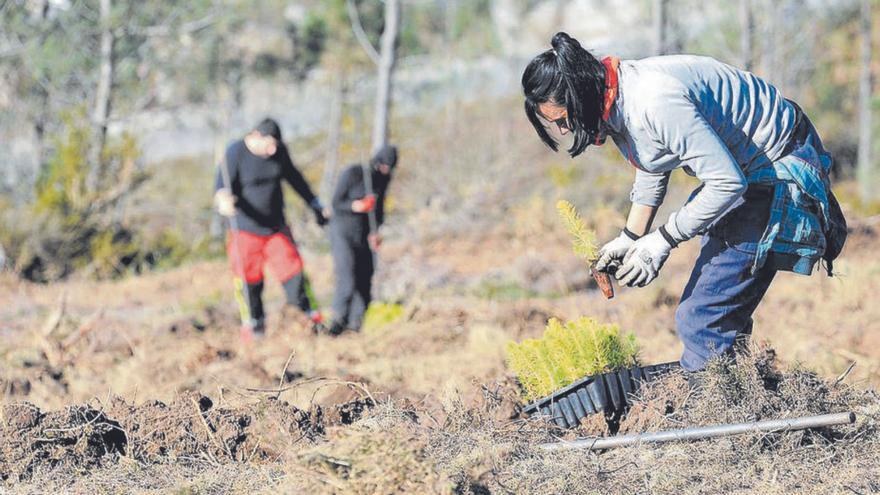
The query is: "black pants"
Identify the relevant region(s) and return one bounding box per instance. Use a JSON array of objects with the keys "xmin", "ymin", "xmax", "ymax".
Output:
[
  {"xmin": 330, "ymin": 231, "xmax": 374, "ymax": 330},
  {"xmin": 240, "ymin": 272, "xmax": 315, "ymax": 325}
]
